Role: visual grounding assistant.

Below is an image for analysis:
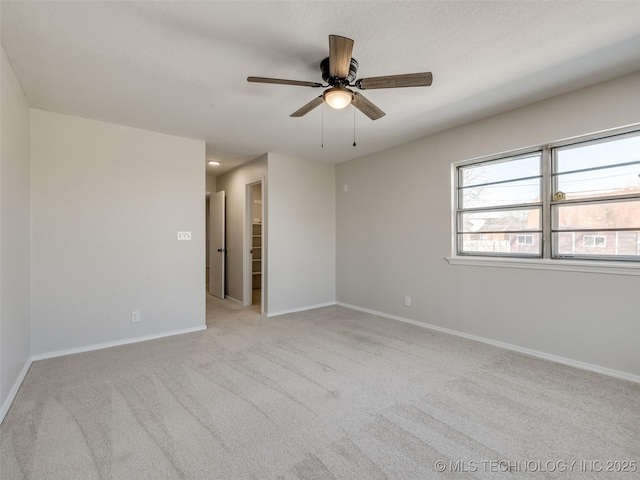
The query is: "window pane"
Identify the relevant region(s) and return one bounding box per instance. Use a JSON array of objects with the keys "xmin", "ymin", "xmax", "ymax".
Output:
[
  {"xmin": 459, "ymin": 153, "xmax": 541, "ymax": 187},
  {"xmin": 554, "ymin": 231, "xmax": 640, "ymax": 258},
  {"xmin": 554, "ymin": 200, "xmax": 640, "ymax": 230},
  {"xmin": 460, "ymin": 208, "xmax": 541, "ymax": 233},
  {"xmin": 459, "ymin": 233, "xmax": 541, "ymax": 256},
  {"xmin": 556, "ymin": 132, "xmax": 640, "ymax": 173},
  {"xmin": 555, "ymin": 163, "xmax": 640, "ymax": 200},
  {"xmin": 461, "ymin": 178, "xmax": 541, "ymax": 208}
]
